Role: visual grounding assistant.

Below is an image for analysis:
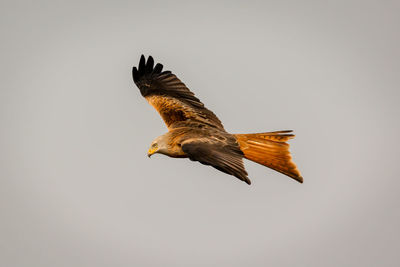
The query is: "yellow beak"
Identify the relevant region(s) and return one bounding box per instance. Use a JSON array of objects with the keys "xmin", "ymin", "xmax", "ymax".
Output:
[{"xmin": 147, "ymin": 147, "xmax": 157, "ymax": 158}]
